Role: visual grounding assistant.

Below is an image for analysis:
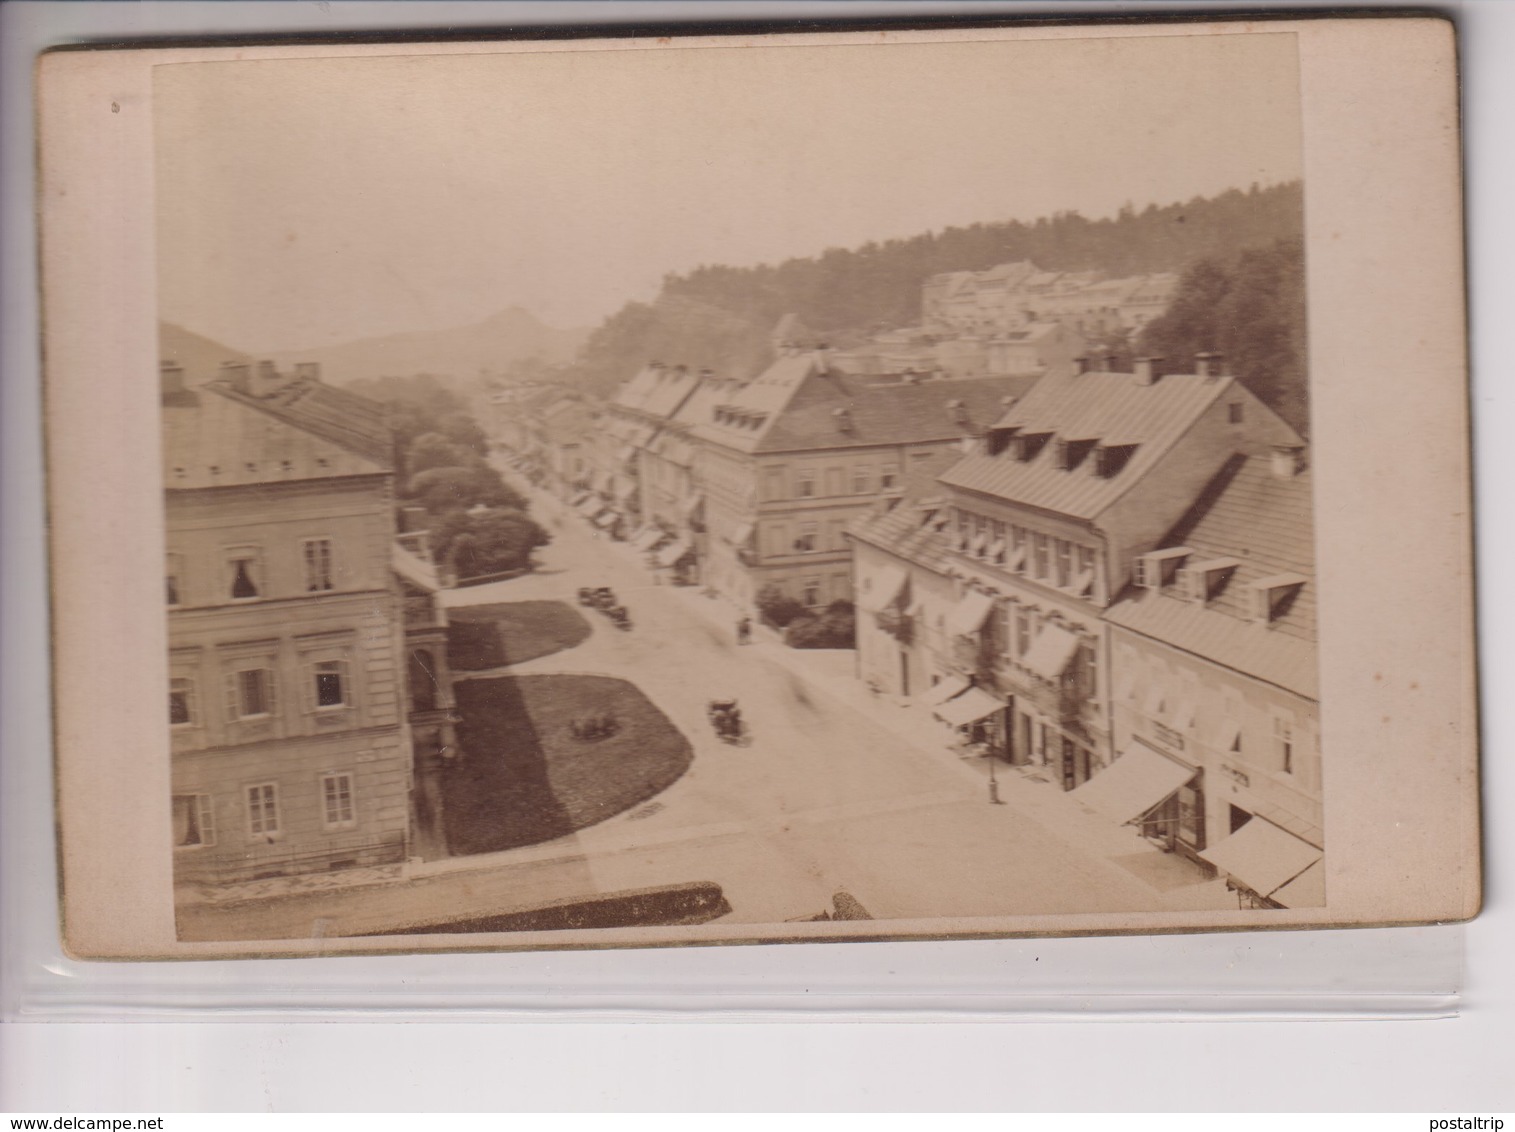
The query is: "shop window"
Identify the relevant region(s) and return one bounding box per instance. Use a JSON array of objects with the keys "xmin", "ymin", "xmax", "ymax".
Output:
[
  {"xmin": 226, "ymin": 547, "xmax": 263, "ymax": 601},
  {"xmin": 311, "ymin": 659, "xmax": 351, "ymax": 710},
  {"xmin": 1055, "ymin": 539, "xmax": 1073, "ymax": 588},
  {"xmin": 302, "ymin": 538, "xmax": 335, "ymax": 592},
  {"xmin": 246, "ymin": 782, "xmax": 280, "ymax": 836},
  {"xmin": 169, "ymin": 677, "xmax": 196, "ymax": 727},
  {"xmin": 172, "ymin": 794, "xmax": 215, "ymax": 848},
  {"xmin": 226, "ymin": 667, "xmax": 276, "ymax": 720},
  {"xmin": 1032, "ymin": 532, "xmax": 1050, "ymax": 580},
  {"xmin": 321, "ymin": 773, "xmax": 356, "ymax": 829},
  {"xmin": 1273, "ymin": 714, "xmax": 1295, "ymax": 774},
  {"xmin": 166, "ymin": 553, "xmax": 183, "ymax": 607}
]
